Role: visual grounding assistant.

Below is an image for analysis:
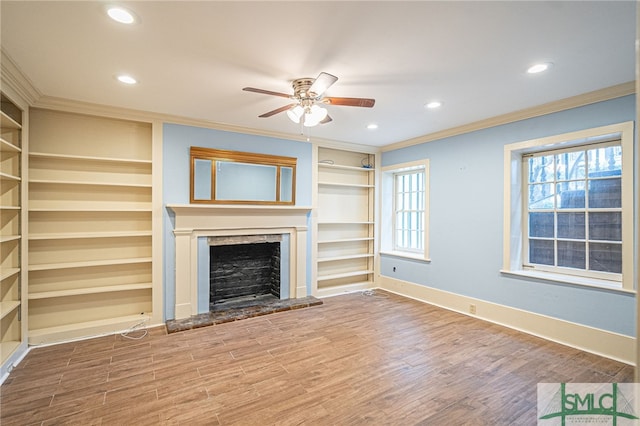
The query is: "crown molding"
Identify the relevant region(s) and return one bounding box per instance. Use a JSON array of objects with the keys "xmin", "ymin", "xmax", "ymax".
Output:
[
  {"xmin": 383, "ymin": 81, "xmax": 636, "ymax": 152},
  {"xmin": 1, "ymin": 49, "xmax": 41, "ymax": 105}
]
